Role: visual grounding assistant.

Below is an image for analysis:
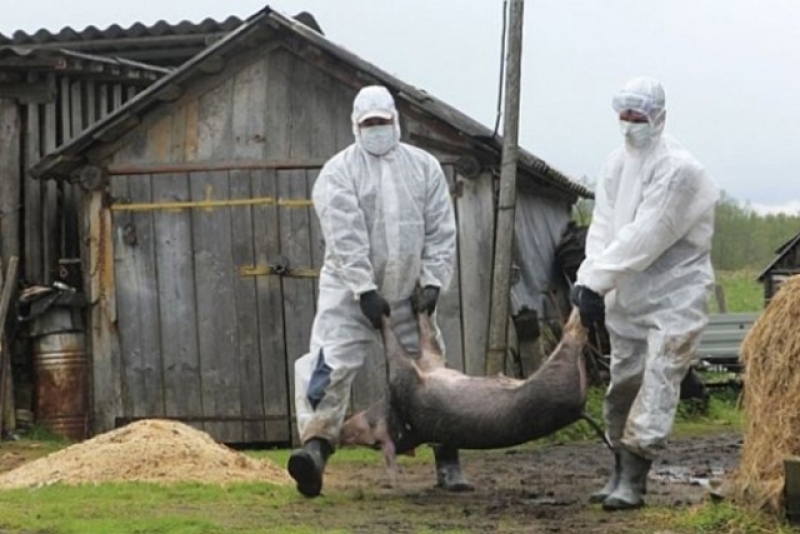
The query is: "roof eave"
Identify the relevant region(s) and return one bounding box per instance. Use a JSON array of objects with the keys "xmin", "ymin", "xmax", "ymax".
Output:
[{"xmin": 32, "ymin": 6, "xmax": 592, "ymax": 200}]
